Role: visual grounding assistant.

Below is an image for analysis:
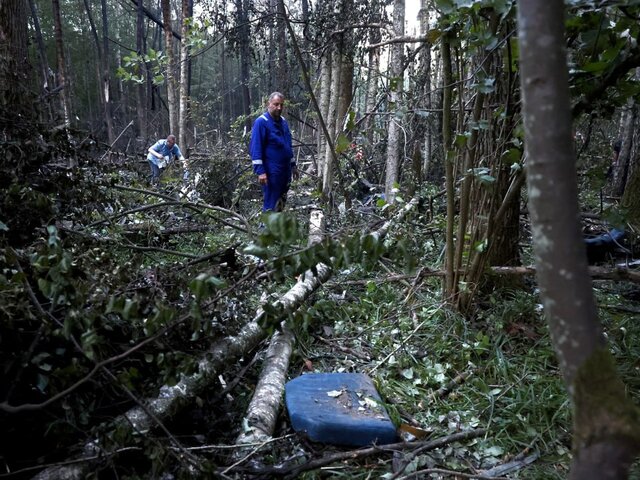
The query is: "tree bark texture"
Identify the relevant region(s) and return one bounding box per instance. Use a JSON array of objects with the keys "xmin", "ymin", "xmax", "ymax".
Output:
[
  {"xmin": 517, "ymin": 1, "xmax": 640, "ymax": 478},
  {"xmin": 384, "ymin": 0, "xmax": 405, "ymax": 204},
  {"xmin": 0, "ymin": 0, "xmax": 30, "ymax": 122},
  {"xmin": 441, "ymin": 30, "xmax": 455, "ymax": 300},
  {"xmin": 161, "ymin": 0, "xmax": 179, "ymax": 137},
  {"xmin": 100, "ymin": 0, "xmax": 115, "ymax": 144},
  {"xmin": 322, "ymin": 45, "xmax": 341, "ymax": 199},
  {"xmin": 316, "ymin": 52, "xmax": 332, "ymax": 176},
  {"xmin": 51, "ymin": 0, "xmax": 72, "ymax": 126},
  {"xmin": 612, "ymin": 100, "xmax": 636, "ymax": 197},
  {"xmin": 179, "ymin": 0, "xmax": 191, "ymax": 150},
  {"xmin": 136, "ymin": 0, "xmax": 148, "ymax": 142},
  {"xmin": 234, "ymin": 326, "xmax": 295, "ymax": 447},
  {"xmin": 236, "ymin": 0, "xmax": 252, "ymax": 131},
  {"xmin": 27, "ymin": 0, "xmax": 54, "ymax": 122}
]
